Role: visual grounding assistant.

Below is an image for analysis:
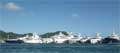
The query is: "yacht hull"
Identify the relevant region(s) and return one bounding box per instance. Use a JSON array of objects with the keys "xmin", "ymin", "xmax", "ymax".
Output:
[{"xmin": 5, "ymin": 39, "xmax": 24, "ymax": 43}]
